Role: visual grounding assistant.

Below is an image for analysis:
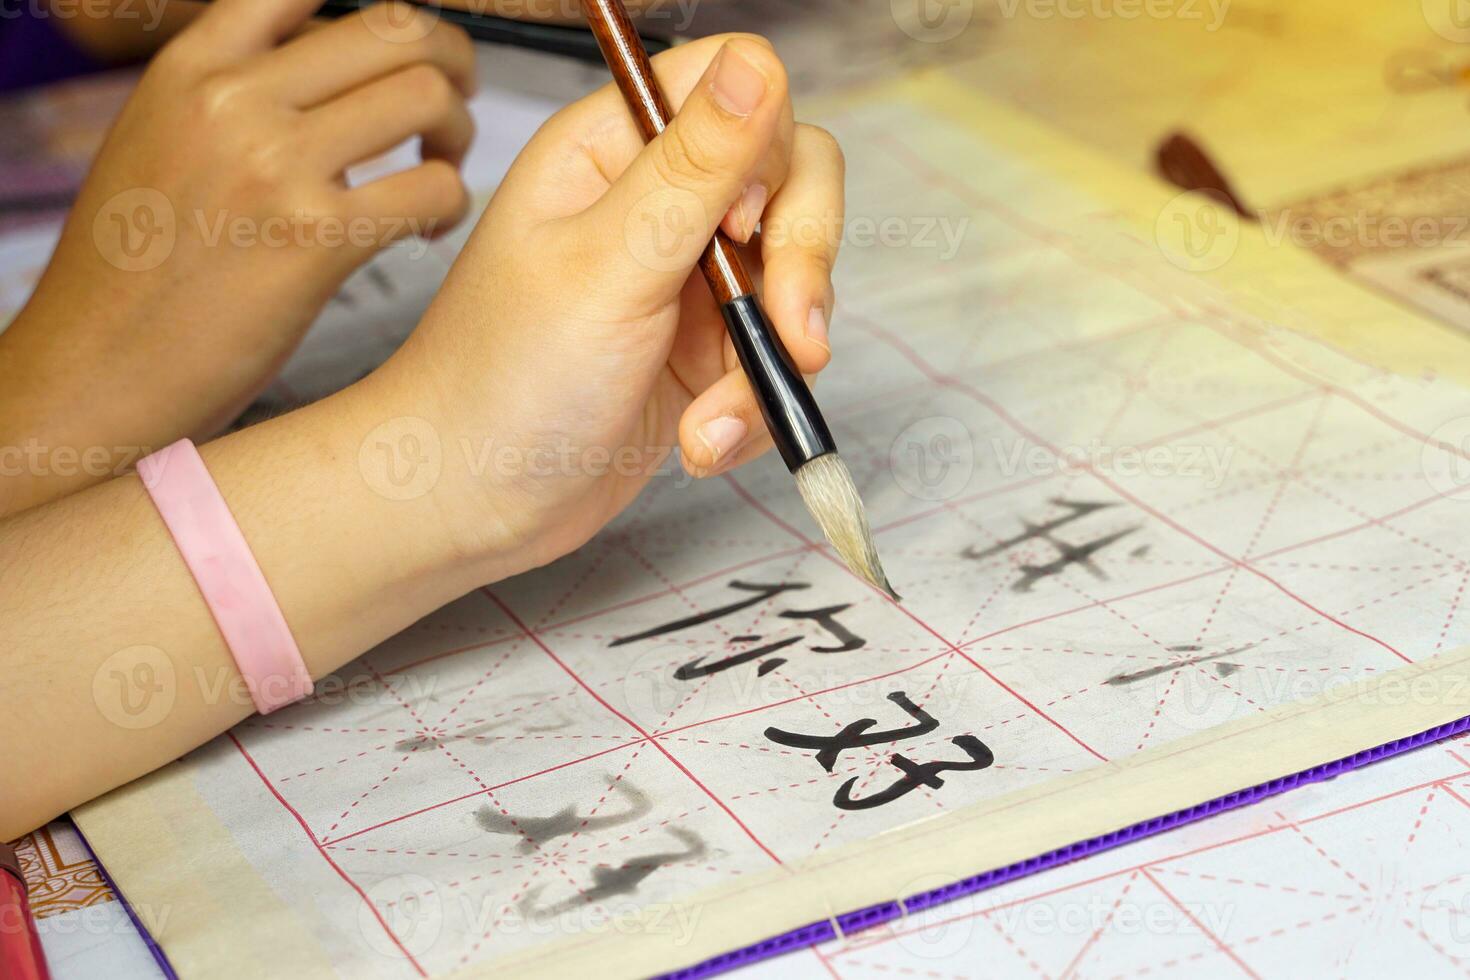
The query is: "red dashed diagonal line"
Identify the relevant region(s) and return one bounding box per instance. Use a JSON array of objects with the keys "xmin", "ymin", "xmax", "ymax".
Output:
[{"xmin": 483, "ymin": 586, "xmax": 784, "ymax": 867}]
